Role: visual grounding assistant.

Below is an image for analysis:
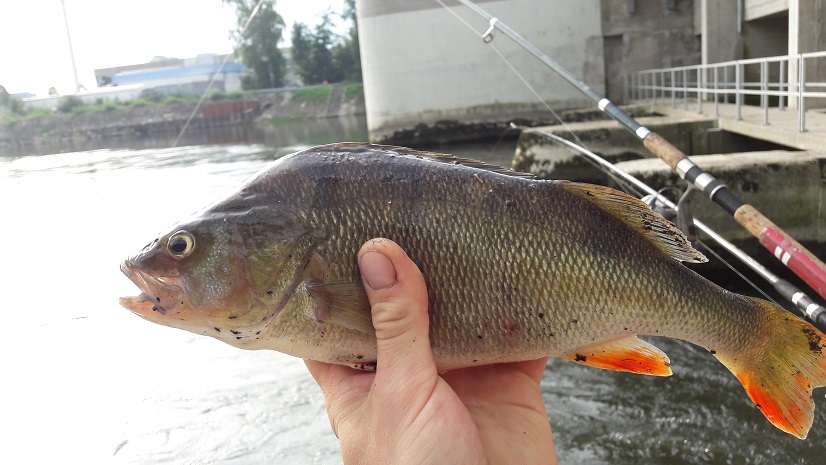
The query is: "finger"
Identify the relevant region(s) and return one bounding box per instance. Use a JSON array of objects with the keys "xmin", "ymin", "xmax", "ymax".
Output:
[
  {"xmin": 511, "ymin": 356, "xmax": 551, "ymax": 383},
  {"xmin": 358, "ymin": 238, "xmax": 436, "ymax": 387}
]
